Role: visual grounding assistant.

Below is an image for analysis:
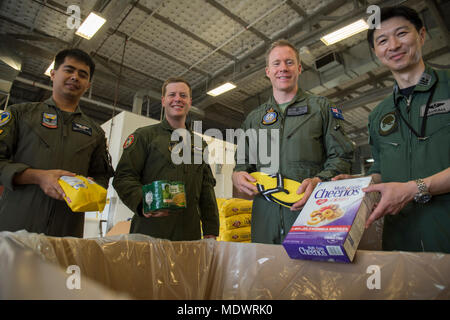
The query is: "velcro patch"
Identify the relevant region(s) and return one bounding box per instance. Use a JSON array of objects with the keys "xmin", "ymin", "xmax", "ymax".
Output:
[
  {"xmin": 420, "ymin": 99, "xmax": 450, "ymax": 117},
  {"xmin": 286, "ymin": 105, "xmax": 308, "ymax": 116},
  {"xmin": 0, "ymin": 111, "xmax": 11, "ymax": 127},
  {"xmin": 330, "ymin": 107, "xmax": 344, "ymax": 120},
  {"xmin": 123, "ymin": 134, "xmax": 135, "ymax": 149},
  {"xmin": 42, "ymin": 112, "xmax": 57, "ymax": 129},
  {"xmin": 72, "ymin": 122, "xmax": 92, "ymax": 136}
]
